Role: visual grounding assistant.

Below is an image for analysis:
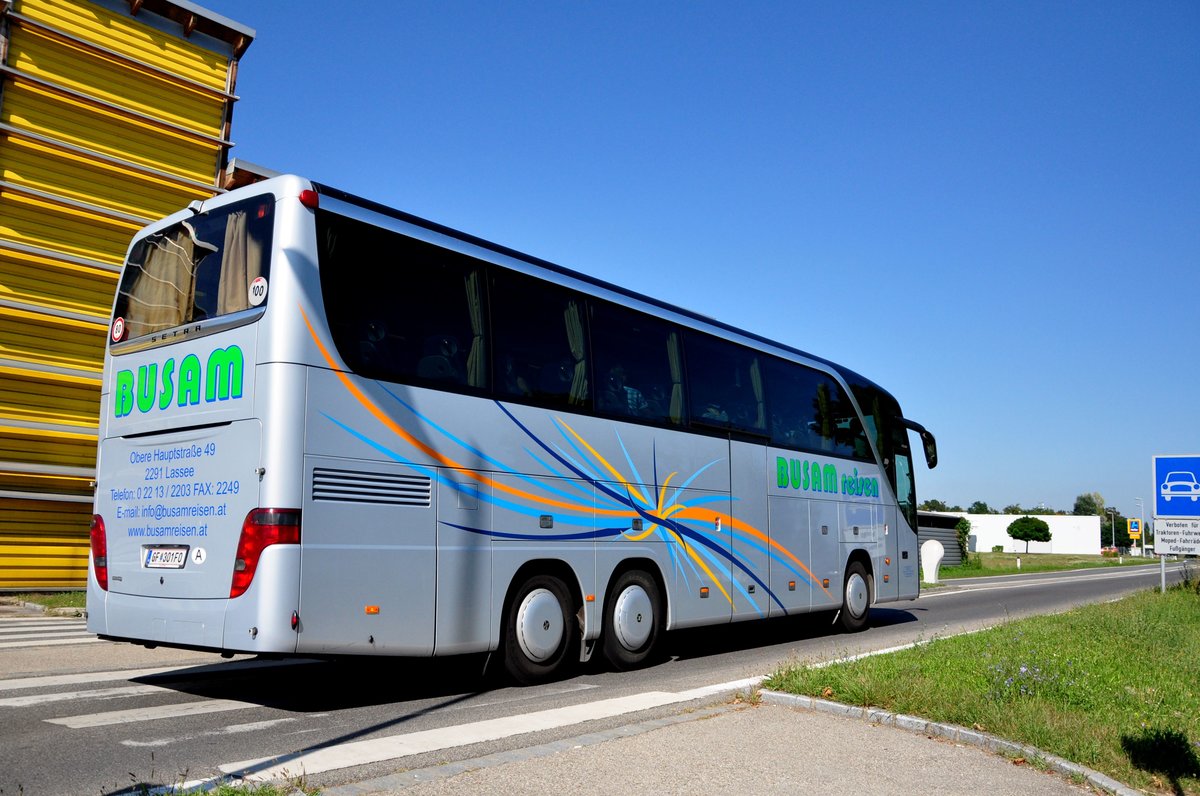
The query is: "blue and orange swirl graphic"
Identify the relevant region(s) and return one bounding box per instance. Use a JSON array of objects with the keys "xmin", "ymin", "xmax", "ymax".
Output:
[{"xmin": 303, "ymin": 309, "xmax": 834, "ymax": 615}]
